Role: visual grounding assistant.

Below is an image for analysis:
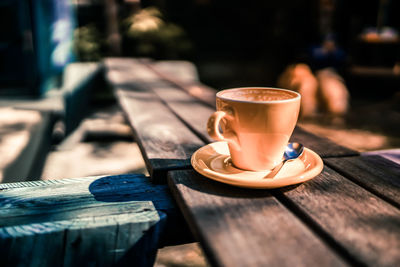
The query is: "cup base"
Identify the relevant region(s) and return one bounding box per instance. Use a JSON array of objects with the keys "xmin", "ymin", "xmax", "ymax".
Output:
[{"xmin": 226, "ymin": 158, "xmax": 280, "ymax": 172}]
